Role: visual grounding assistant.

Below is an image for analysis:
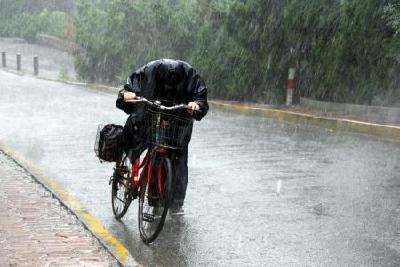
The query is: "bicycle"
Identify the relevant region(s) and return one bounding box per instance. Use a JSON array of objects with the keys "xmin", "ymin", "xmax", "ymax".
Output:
[{"xmin": 110, "ymin": 97, "xmax": 193, "ymax": 243}]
